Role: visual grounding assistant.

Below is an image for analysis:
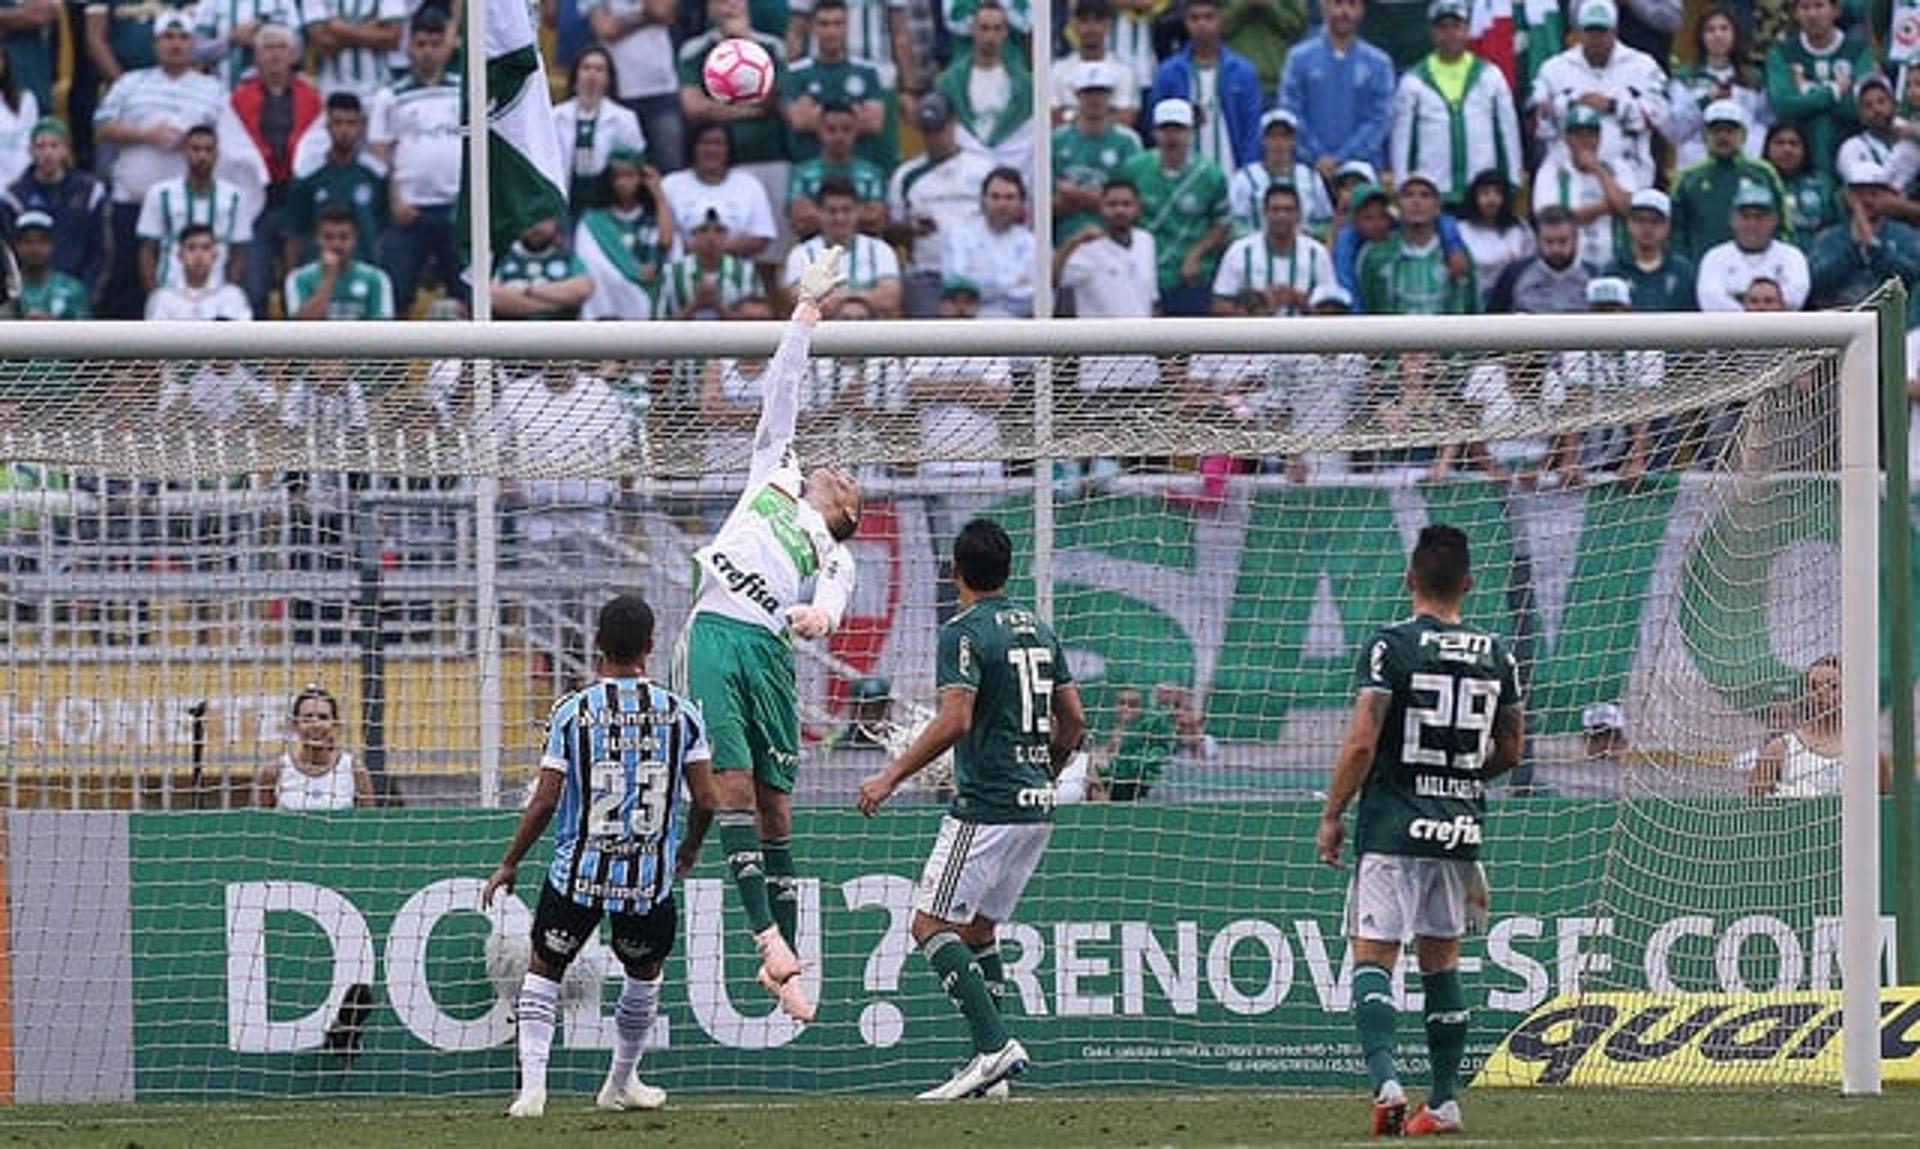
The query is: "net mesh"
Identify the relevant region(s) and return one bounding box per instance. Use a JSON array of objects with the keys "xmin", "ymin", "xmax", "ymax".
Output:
[{"xmin": 0, "ymin": 333, "xmax": 1856, "ymax": 1097}]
